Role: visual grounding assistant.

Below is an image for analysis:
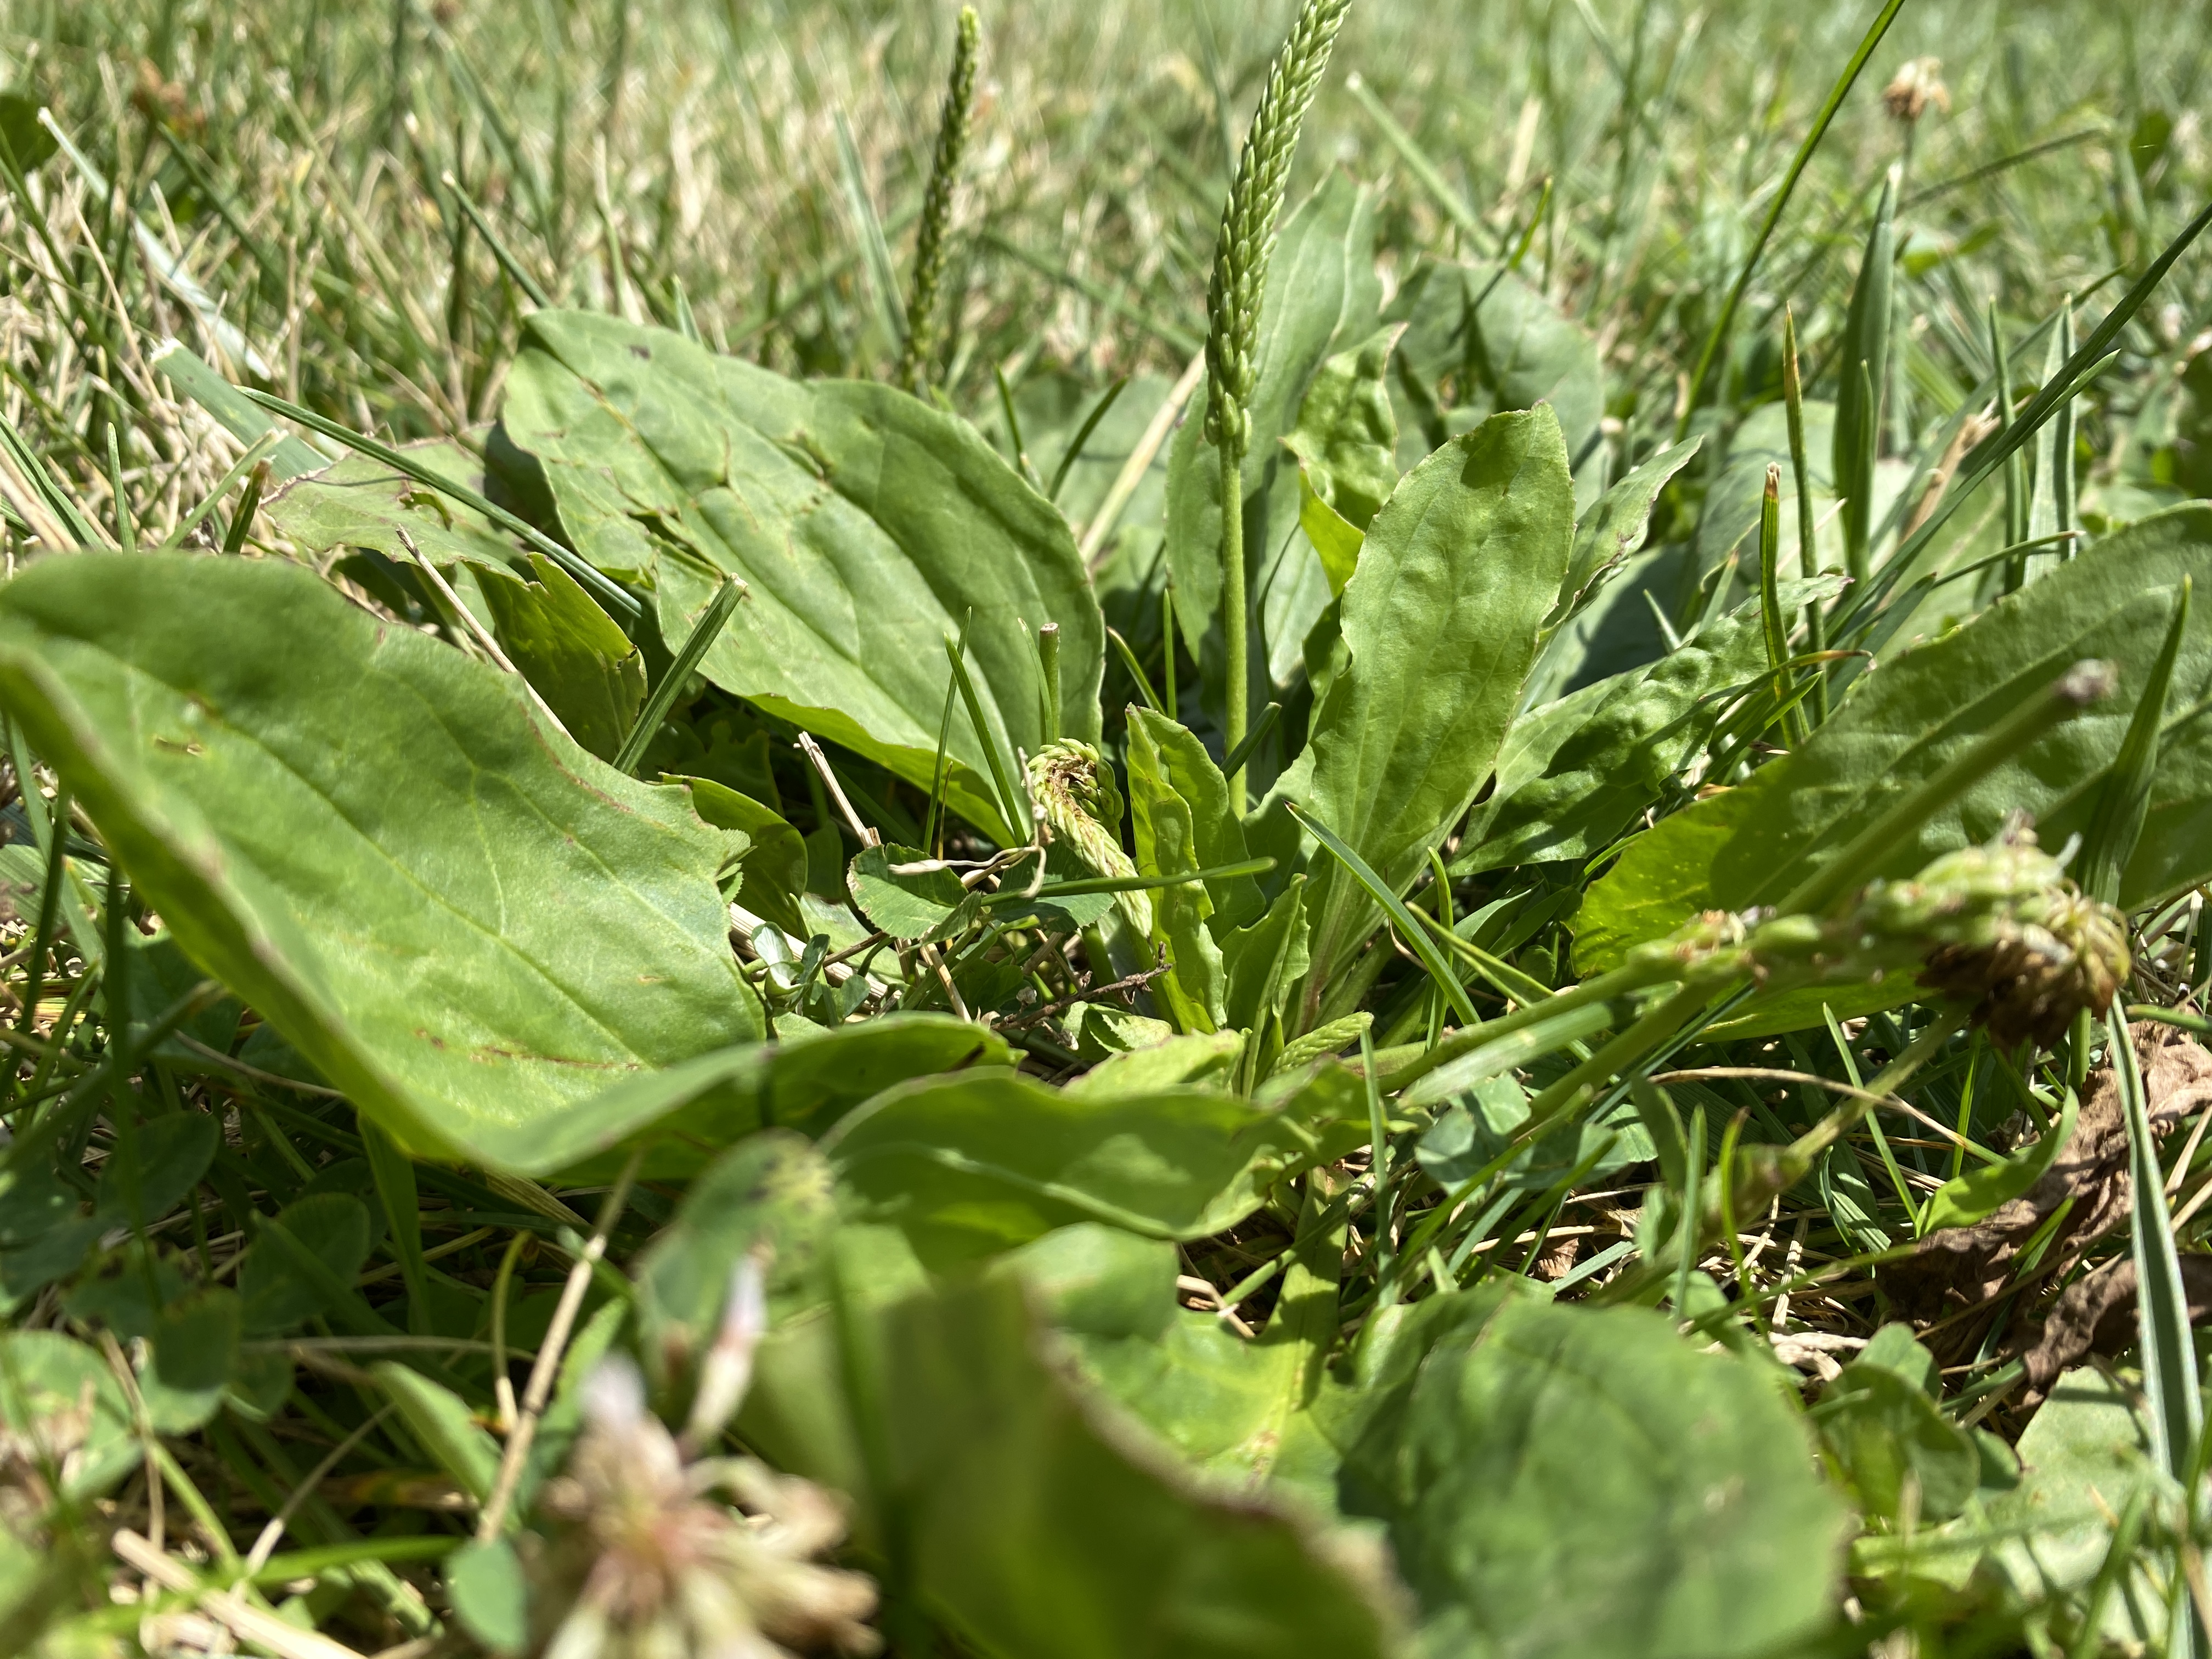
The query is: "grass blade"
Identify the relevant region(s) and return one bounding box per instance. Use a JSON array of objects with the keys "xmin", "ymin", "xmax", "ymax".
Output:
[
  {"xmin": 0, "ymin": 405, "xmax": 107, "ymax": 549},
  {"xmin": 1776, "ymin": 663, "xmax": 2112, "ymax": 917},
  {"xmin": 218, "ymin": 460, "xmax": 268, "ymax": 556},
  {"xmin": 159, "ymin": 431, "xmax": 284, "ymax": 553},
  {"xmin": 1756, "ymin": 464, "xmax": 1803, "ymax": 747},
  {"xmin": 921, "ymin": 626, "xmax": 966, "ymax": 859},
  {"xmin": 613, "ymin": 578, "xmax": 743, "ymax": 774},
  {"xmin": 944, "ymin": 632, "xmax": 1027, "ymax": 844},
  {"xmin": 984, "ymin": 857, "xmax": 1276, "ymax": 905},
  {"xmin": 1845, "ymin": 192, "xmax": 2212, "ymax": 628},
  {"xmin": 1105, "ymin": 626, "xmax": 1164, "ymax": 715},
  {"xmin": 2029, "ymin": 295, "xmax": 2077, "ymax": 554},
  {"xmin": 1221, "ymin": 701, "xmax": 1282, "ymax": 780},
  {"xmin": 1988, "ymin": 300, "xmax": 2030, "ymax": 591},
  {"xmin": 1676, "ymin": 0, "xmax": 1908, "ymax": 436},
  {"xmin": 38, "ymin": 107, "xmax": 272, "ymax": 378},
  {"xmin": 834, "ymin": 109, "xmax": 909, "ymax": 355},
  {"xmin": 440, "ymin": 171, "xmax": 554, "ymax": 309},
  {"xmin": 1781, "ymin": 306, "xmax": 1828, "ymax": 723},
  {"xmin": 1341, "ymin": 71, "xmax": 1481, "ymax": 240},
  {"xmin": 2080, "ymin": 577, "xmax": 2188, "ymax": 904},
  {"xmin": 1672, "ymin": 1103, "xmax": 1705, "ymax": 1313},
  {"xmin": 1048, "ymin": 376, "xmax": 1130, "ymax": 503},
  {"xmin": 153, "ymin": 345, "xmax": 329, "ymax": 479},
  {"xmin": 1288, "ymin": 801, "xmax": 1481, "ymax": 1027},
  {"xmin": 1833, "ymin": 169, "xmax": 1895, "ymax": 585},
  {"xmin": 2112, "ymin": 1005, "xmax": 2205, "ymax": 1505}
]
